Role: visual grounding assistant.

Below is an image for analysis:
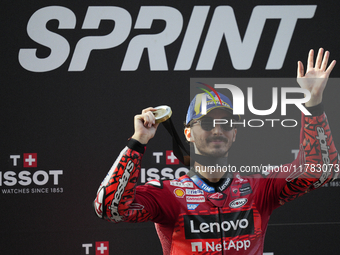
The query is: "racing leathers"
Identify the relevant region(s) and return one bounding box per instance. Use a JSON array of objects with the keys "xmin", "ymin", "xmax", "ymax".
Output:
[{"xmin": 93, "ymin": 104, "xmax": 339, "ymax": 255}]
